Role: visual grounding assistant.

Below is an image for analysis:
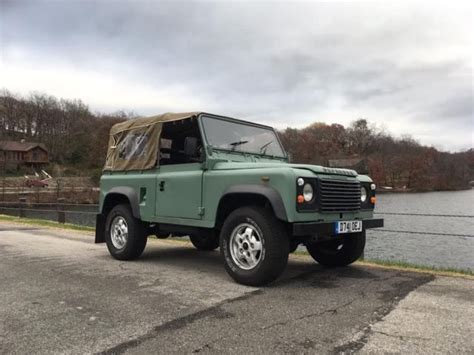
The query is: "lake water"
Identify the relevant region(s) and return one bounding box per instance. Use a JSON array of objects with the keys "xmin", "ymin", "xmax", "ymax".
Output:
[
  {"xmin": 366, "ymin": 189, "xmax": 474, "ymax": 271},
  {"xmin": 1, "ymin": 190, "xmax": 473, "ymax": 271}
]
